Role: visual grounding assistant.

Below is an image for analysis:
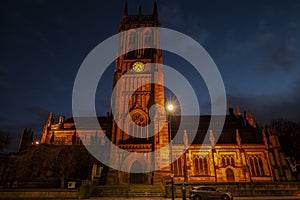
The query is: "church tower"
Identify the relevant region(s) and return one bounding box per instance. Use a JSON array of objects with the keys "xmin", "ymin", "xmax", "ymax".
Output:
[{"xmin": 108, "ymin": 1, "xmax": 169, "ymax": 185}]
